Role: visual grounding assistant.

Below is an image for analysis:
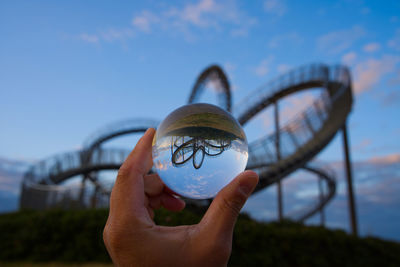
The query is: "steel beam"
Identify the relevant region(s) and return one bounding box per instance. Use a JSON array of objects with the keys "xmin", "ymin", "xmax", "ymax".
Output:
[
  {"xmin": 274, "ymin": 101, "xmax": 283, "ymax": 221},
  {"xmin": 318, "ymin": 176, "xmax": 325, "ymax": 226},
  {"xmin": 342, "ymin": 123, "xmax": 358, "ymax": 236}
]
